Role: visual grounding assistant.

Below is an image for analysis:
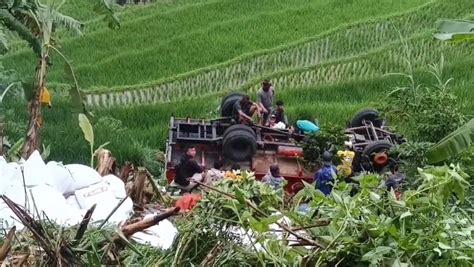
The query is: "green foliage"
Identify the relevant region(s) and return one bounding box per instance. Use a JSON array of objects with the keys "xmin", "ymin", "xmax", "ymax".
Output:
[
  {"xmin": 390, "ymin": 141, "xmax": 433, "ymax": 179},
  {"xmin": 155, "ymin": 164, "xmax": 474, "ymax": 266},
  {"xmin": 301, "ymin": 123, "xmax": 346, "ymax": 169},
  {"xmin": 426, "ymin": 118, "xmax": 474, "ymax": 164},
  {"xmin": 163, "ymin": 171, "xmax": 286, "ymax": 265},
  {"xmin": 292, "ymin": 165, "xmax": 473, "ymax": 266},
  {"xmin": 379, "ymin": 55, "xmax": 466, "ymax": 143}
]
